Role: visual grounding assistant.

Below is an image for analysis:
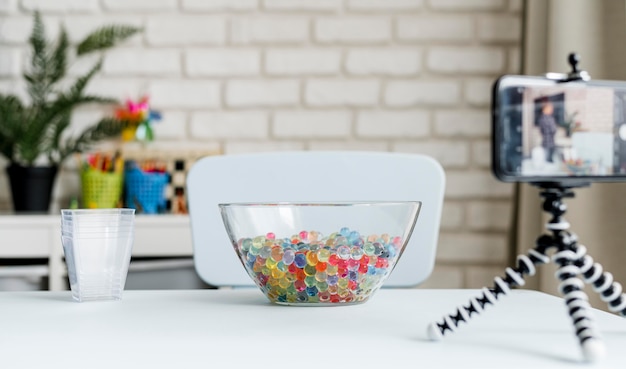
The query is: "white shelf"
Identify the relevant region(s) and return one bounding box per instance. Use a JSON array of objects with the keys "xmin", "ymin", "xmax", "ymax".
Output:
[{"xmin": 0, "ymin": 214, "xmax": 193, "ymax": 290}]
